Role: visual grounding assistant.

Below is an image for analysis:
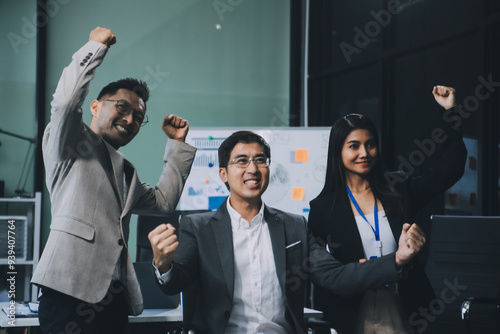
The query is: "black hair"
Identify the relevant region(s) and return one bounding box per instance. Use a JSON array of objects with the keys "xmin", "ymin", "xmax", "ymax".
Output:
[
  {"xmin": 319, "ymin": 113, "xmax": 402, "ymax": 216},
  {"xmin": 218, "ymin": 131, "xmax": 271, "ymax": 168},
  {"xmin": 97, "ymin": 78, "xmax": 150, "ymax": 103}
]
